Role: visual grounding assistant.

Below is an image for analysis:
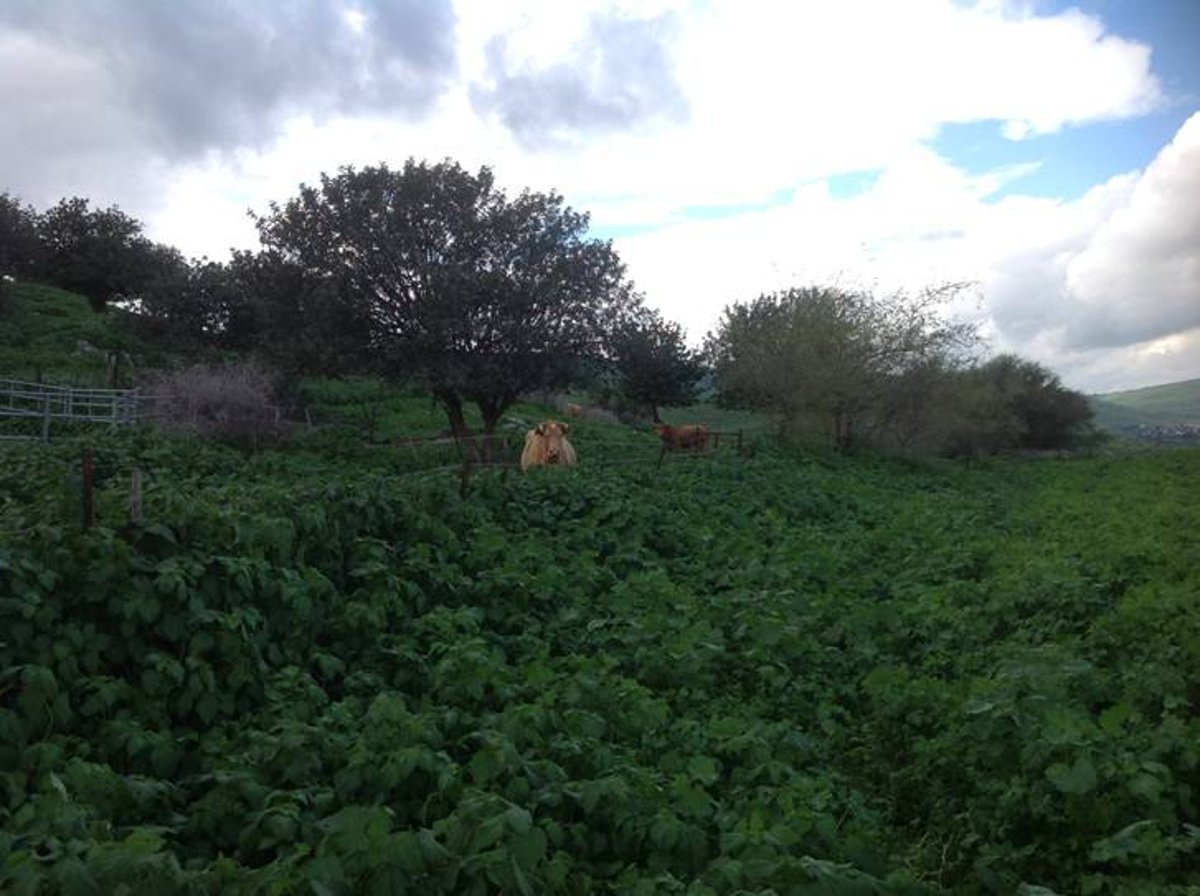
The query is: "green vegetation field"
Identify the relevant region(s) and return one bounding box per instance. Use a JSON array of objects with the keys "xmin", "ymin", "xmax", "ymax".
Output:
[{"xmin": 2, "ymin": 412, "xmax": 1198, "ymax": 894}]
